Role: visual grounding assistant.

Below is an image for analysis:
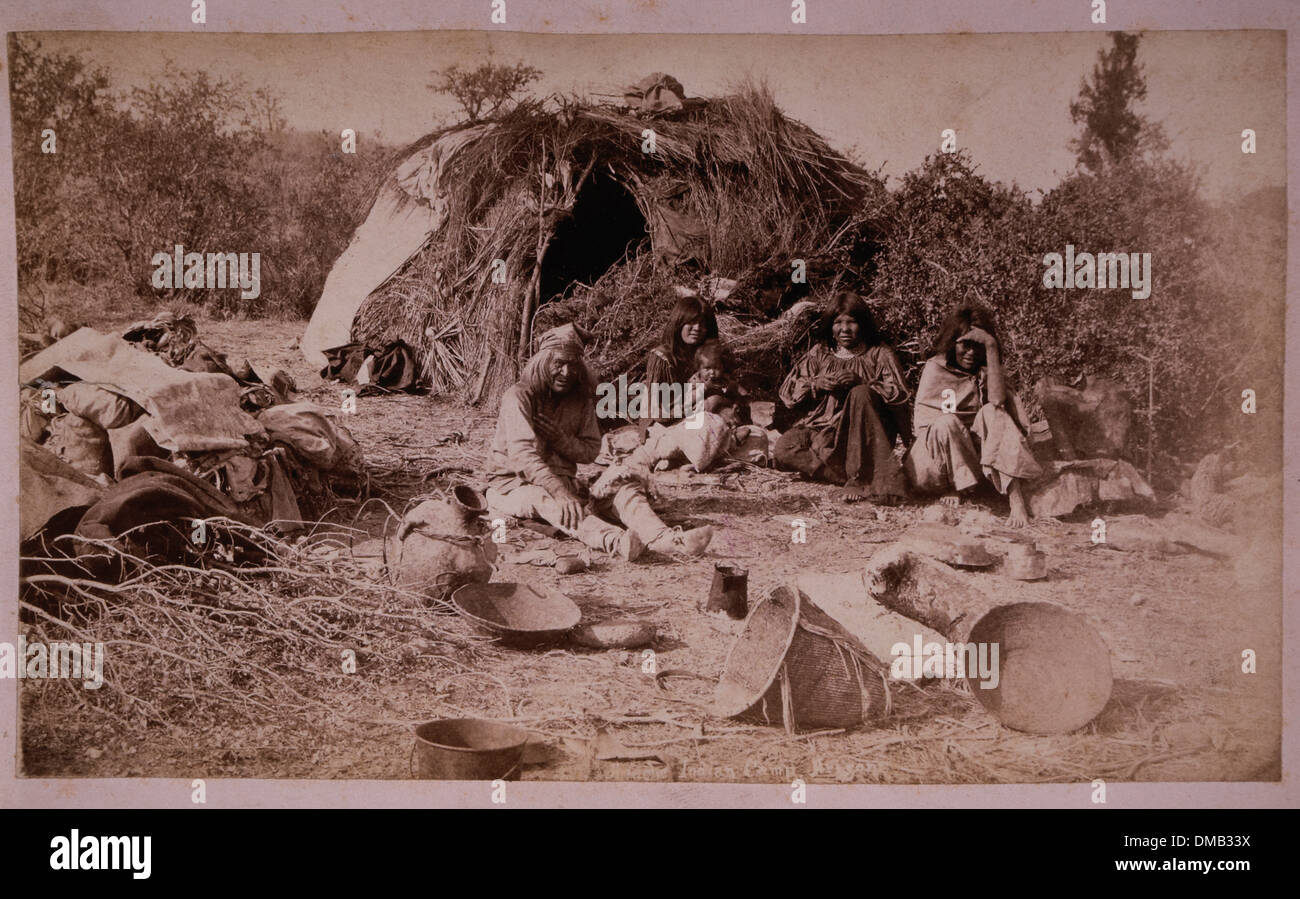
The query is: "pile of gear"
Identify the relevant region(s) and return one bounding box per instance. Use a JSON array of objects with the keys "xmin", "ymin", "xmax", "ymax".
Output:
[
  {"xmin": 19, "ymin": 316, "xmax": 364, "ymax": 580},
  {"xmin": 122, "ymin": 311, "xmax": 299, "ymax": 412}
]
